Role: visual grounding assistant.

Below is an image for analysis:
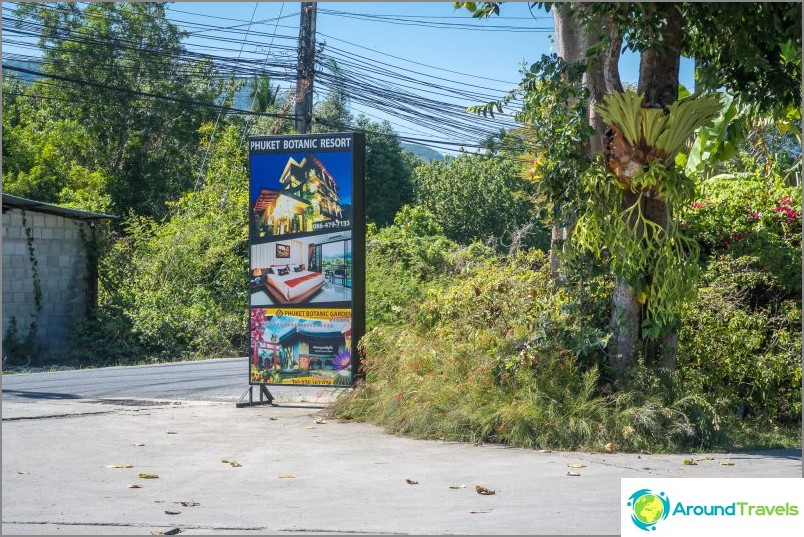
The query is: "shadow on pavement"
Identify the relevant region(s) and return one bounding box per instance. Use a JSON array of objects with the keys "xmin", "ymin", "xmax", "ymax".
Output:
[
  {"xmin": 1, "ymin": 389, "xmax": 83, "ymax": 400},
  {"xmin": 731, "ymin": 448, "xmax": 802, "ymax": 460}
]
